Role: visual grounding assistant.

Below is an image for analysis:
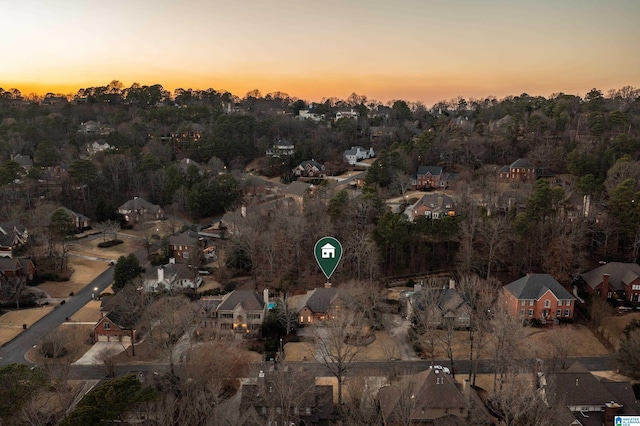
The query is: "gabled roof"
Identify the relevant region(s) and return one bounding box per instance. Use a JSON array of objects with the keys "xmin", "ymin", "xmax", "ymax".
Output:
[
  {"xmin": 297, "ymin": 160, "xmax": 324, "ymax": 170},
  {"xmin": 416, "ymin": 165, "xmax": 443, "ymax": 177},
  {"xmin": 12, "ymin": 154, "xmax": 33, "ymax": 167},
  {"xmin": 296, "ymin": 287, "xmax": 339, "ymax": 314},
  {"xmin": 218, "ymin": 290, "xmax": 265, "ymax": 312},
  {"xmin": 59, "ymin": 207, "xmax": 91, "ymax": 222},
  {"xmin": 551, "ymin": 362, "xmax": 639, "ymax": 414},
  {"xmin": 379, "ymin": 369, "xmax": 468, "ymax": 422},
  {"xmin": 503, "ymin": 273, "xmax": 575, "ymax": 300},
  {"xmin": 579, "ymin": 262, "xmax": 640, "ymax": 291},
  {"xmin": 509, "ymin": 158, "xmax": 534, "ymax": 169},
  {"xmin": 411, "ymin": 288, "xmax": 469, "ymax": 315},
  {"xmin": 0, "ymin": 258, "xmax": 23, "ymax": 271},
  {"xmin": 168, "ymin": 230, "xmax": 199, "ymax": 247}
]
